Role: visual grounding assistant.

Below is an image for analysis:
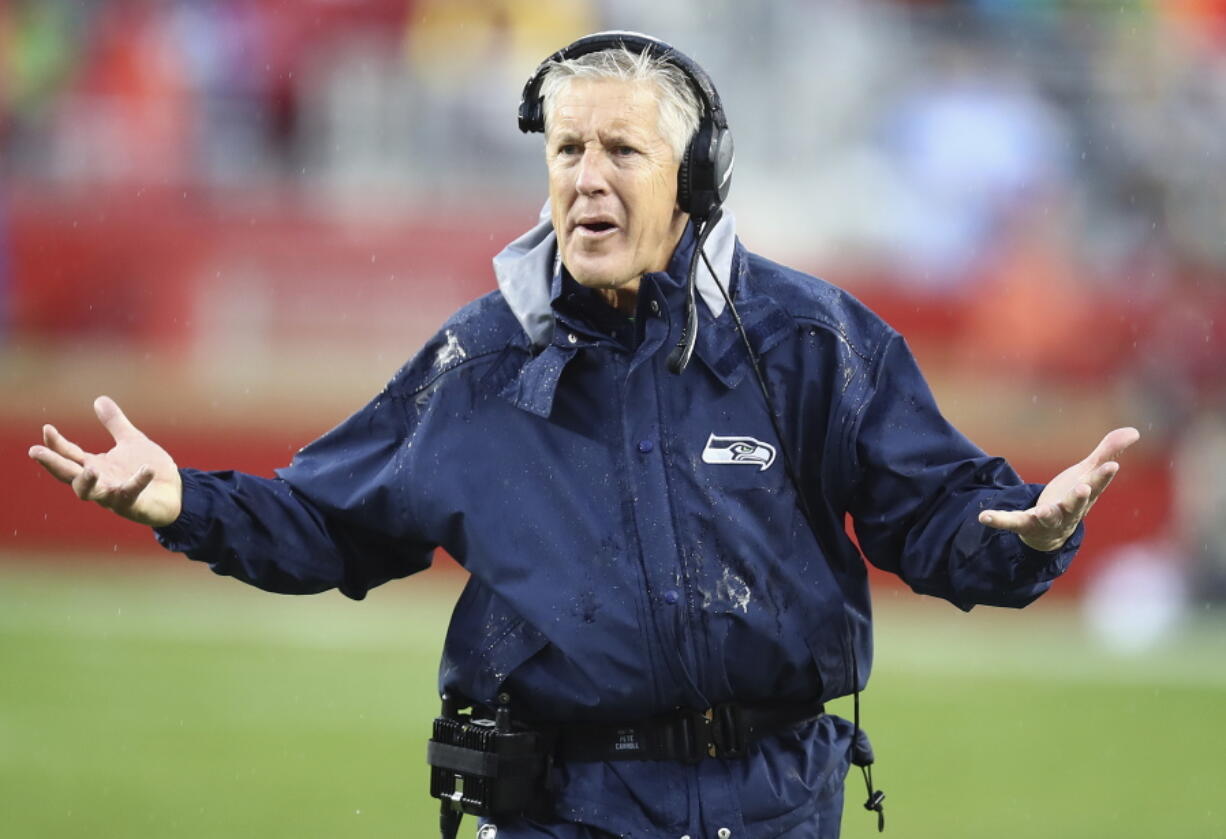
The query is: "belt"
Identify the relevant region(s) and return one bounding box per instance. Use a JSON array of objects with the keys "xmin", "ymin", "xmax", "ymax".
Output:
[{"xmin": 552, "ymin": 700, "xmax": 825, "ymax": 763}]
